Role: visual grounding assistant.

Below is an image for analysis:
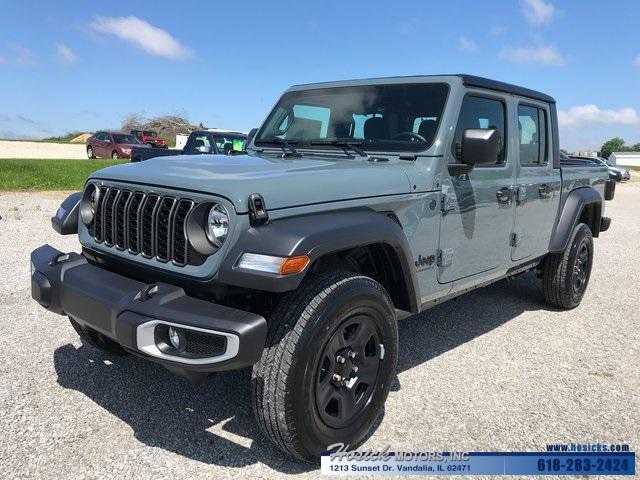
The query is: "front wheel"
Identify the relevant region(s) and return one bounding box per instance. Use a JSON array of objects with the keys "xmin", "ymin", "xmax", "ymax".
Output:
[
  {"xmin": 251, "ymin": 271, "xmax": 398, "ymax": 463},
  {"xmin": 111, "ymin": 151, "xmax": 118, "ymax": 160},
  {"xmin": 87, "ymin": 146, "xmax": 95, "ymax": 159},
  {"xmin": 543, "ymin": 223, "xmax": 593, "ymax": 309}
]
